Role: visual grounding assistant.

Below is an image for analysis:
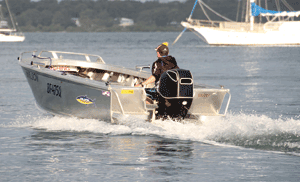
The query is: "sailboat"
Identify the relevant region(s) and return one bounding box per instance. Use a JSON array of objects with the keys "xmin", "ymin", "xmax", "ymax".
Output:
[
  {"xmin": 0, "ymin": 0, "xmax": 25, "ymax": 42},
  {"xmin": 179, "ymin": 0, "xmax": 300, "ymax": 46}
]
